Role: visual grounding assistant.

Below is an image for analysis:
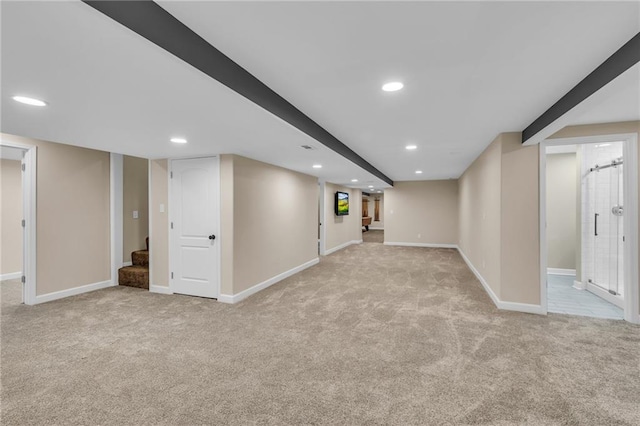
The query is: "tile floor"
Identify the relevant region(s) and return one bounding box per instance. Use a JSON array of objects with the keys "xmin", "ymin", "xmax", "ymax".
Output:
[{"xmin": 547, "ymin": 274, "xmax": 624, "ymax": 320}]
